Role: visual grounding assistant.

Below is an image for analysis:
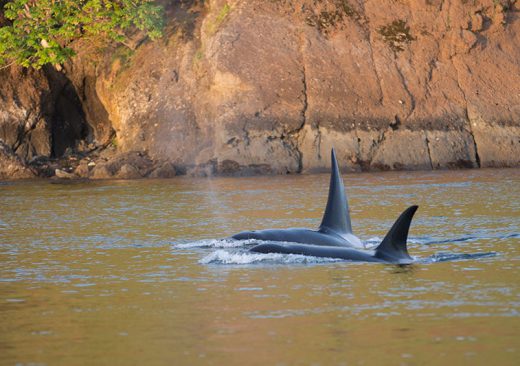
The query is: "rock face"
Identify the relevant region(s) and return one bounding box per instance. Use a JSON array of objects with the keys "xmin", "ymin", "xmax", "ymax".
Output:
[
  {"xmin": 90, "ymin": 151, "xmax": 153, "ymax": 179},
  {"xmin": 0, "ymin": 141, "xmax": 35, "ymax": 180},
  {"xmin": 1, "ymin": 0, "xmax": 519, "ymax": 179},
  {"xmin": 0, "ymin": 65, "xmax": 89, "ymax": 171},
  {"xmin": 0, "ymin": 67, "xmax": 53, "ymax": 161}
]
